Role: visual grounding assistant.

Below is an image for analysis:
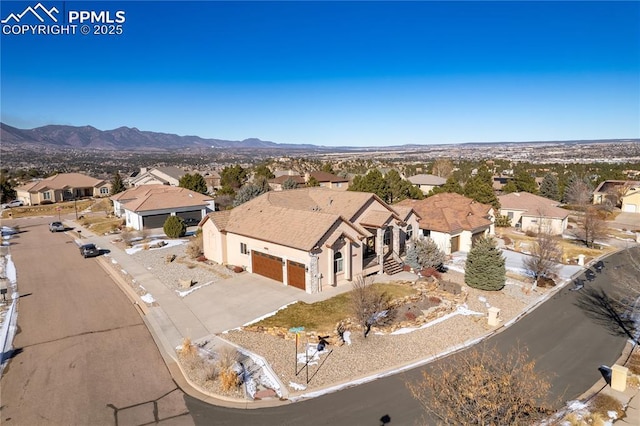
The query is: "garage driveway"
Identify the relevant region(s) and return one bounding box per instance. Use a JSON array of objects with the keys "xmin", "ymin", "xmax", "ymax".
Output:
[
  {"xmin": 180, "ymin": 273, "xmax": 353, "ymax": 334},
  {"xmin": 609, "ymin": 212, "xmax": 640, "ymax": 231}
]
